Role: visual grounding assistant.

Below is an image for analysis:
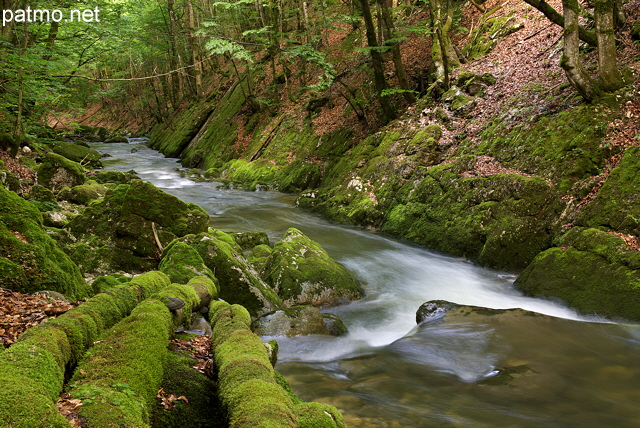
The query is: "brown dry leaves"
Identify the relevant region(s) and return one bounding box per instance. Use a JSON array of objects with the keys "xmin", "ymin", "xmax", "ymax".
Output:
[
  {"xmin": 0, "ymin": 288, "xmax": 75, "ymax": 348},
  {"xmin": 157, "ymin": 388, "xmax": 189, "ymax": 410},
  {"xmin": 461, "ymin": 155, "xmax": 532, "ymax": 177},
  {"xmin": 609, "ymin": 232, "xmax": 640, "ymax": 251},
  {"xmin": 56, "ymin": 393, "xmax": 85, "ymax": 428},
  {"xmin": 169, "ymin": 335, "xmax": 214, "ymax": 378}
]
